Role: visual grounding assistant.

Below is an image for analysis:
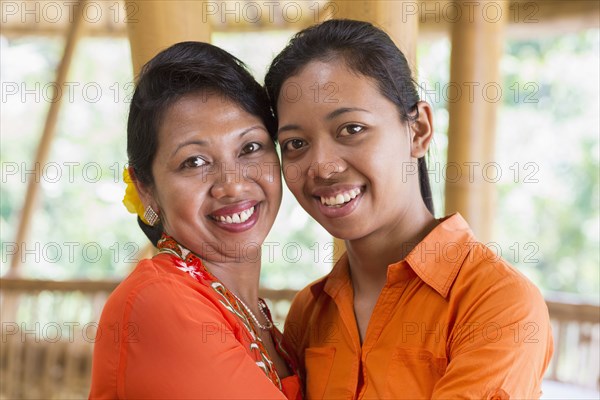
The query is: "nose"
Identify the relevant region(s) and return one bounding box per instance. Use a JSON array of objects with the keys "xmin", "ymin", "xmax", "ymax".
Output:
[
  {"xmin": 306, "ymin": 140, "xmax": 347, "ymax": 180},
  {"xmin": 209, "ymin": 162, "xmax": 250, "ymax": 200}
]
